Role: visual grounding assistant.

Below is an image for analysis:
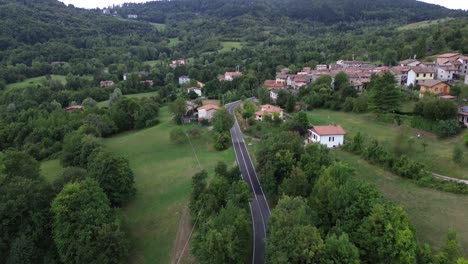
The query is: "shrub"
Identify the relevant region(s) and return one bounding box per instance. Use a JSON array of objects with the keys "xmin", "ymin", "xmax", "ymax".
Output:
[
  {"xmin": 464, "ymin": 134, "xmax": 468, "ymax": 147},
  {"xmin": 214, "ymin": 132, "xmax": 231, "ymax": 151},
  {"xmin": 392, "ymin": 155, "xmax": 424, "ymax": 180},
  {"xmin": 453, "ymin": 146, "xmax": 464, "ymax": 165},
  {"xmin": 170, "ymin": 127, "xmax": 186, "ymax": 144},
  {"xmin": 436, "ymin": 119, "xmax": 461, "ymax": 139}
]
